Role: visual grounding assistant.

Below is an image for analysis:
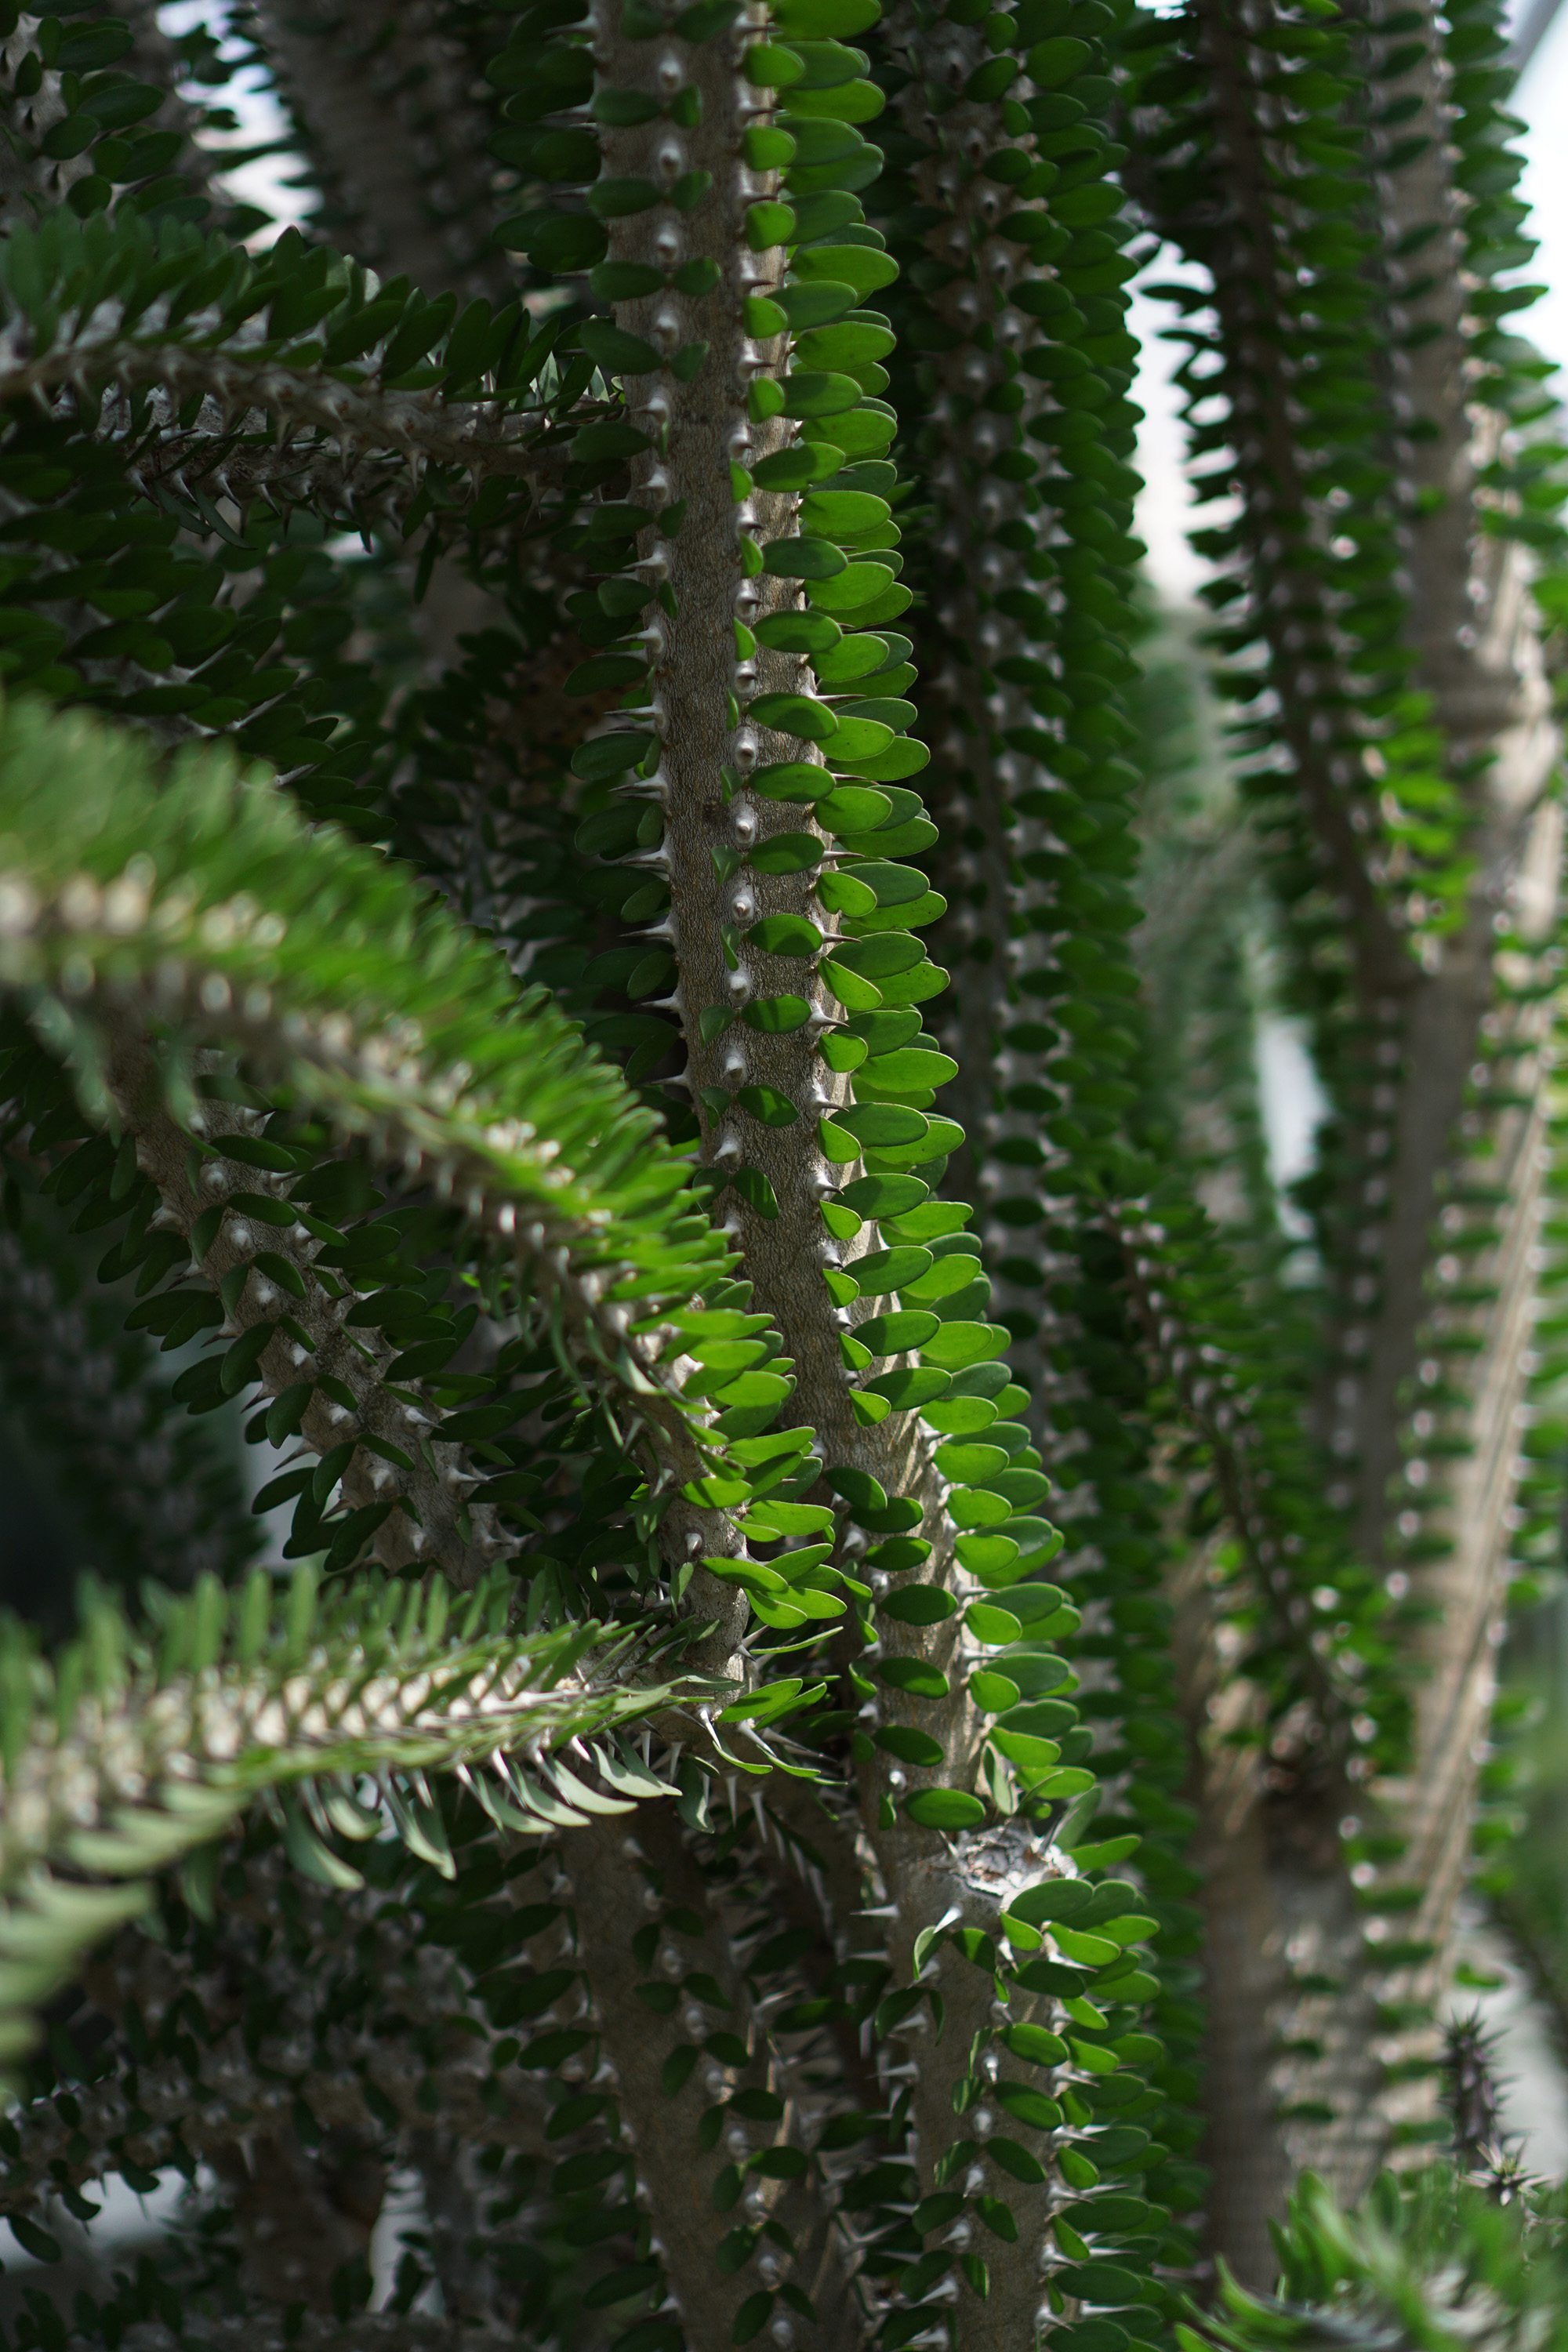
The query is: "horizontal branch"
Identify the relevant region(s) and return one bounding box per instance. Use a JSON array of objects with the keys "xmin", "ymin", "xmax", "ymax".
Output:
[
  {"xmin": 0, "ymin": 1559, "xmax": 705, "ymax": 2068},
  {"xmin": 15, "ymin": 343, "xmax": 561, "ymax": 491},
  {"xmin": 125, "ymin": 417, "xmax": 572, "ymax": 540}
]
